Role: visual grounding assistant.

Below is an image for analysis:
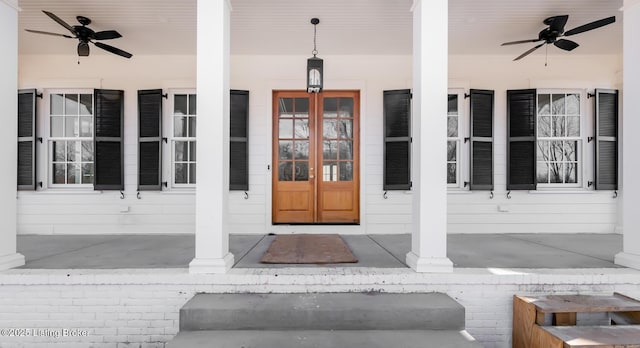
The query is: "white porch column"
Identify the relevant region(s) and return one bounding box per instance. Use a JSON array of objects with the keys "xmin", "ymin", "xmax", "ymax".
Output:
[
  {"xmin": 406, "ymin": 0, "xmax": 453, "ymax": 272},
  {"xmin": 615, "ymin": 0, "xmax": 640, "ymax": 269},
  {"xmin": 189, "ymin": 0, "xmax": 234, "ymax": 273},
  {"xmin": 0, "ymin": 0, "xmax": 25, "ymax": 271}
]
